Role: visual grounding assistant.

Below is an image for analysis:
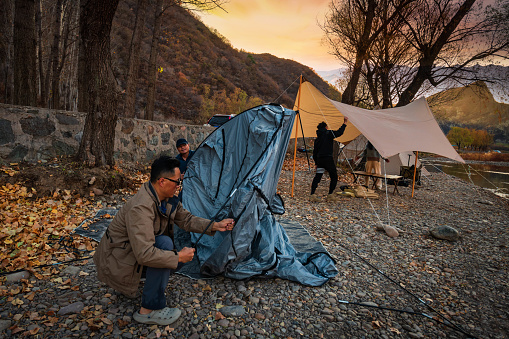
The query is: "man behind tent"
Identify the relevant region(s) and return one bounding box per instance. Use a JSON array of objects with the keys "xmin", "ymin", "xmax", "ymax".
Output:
[{"xmin": 310, "ymin": 117, "xmax": 349, "ymax": 202}]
